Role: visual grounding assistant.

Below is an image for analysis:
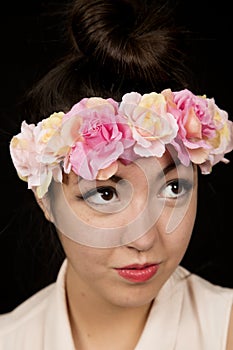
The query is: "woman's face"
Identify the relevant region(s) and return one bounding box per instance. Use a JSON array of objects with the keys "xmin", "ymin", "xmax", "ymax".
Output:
[{"xmin": 53, "ymin": 152, "xmax": 198, "ymax": 308}]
